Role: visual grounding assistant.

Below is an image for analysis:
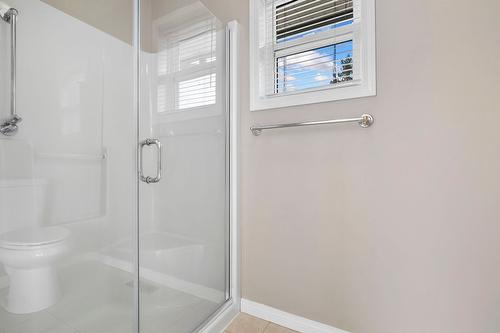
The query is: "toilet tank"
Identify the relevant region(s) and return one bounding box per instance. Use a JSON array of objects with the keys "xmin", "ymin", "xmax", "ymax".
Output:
[{"xmin": 0, "ymin": 179, "xmax": 48, "ymax": 234}]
